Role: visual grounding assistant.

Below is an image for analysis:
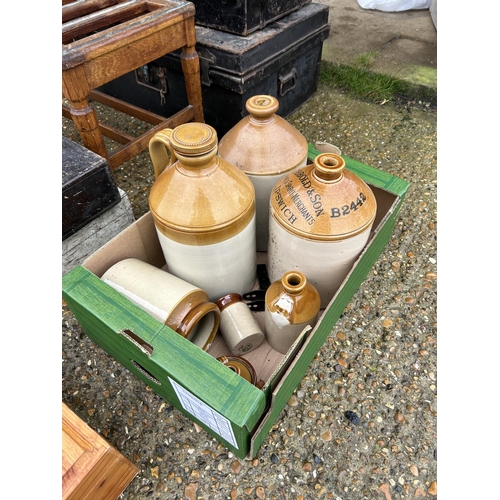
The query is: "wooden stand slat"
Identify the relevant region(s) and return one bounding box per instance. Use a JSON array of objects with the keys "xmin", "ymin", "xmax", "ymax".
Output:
[
  {"xmin": 89, "ymin": 90, "xmax": 168, "ymax": 125},
  {"xmin": 63, "ymin": 0, "xmax": 121, "ymax": 24}
]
